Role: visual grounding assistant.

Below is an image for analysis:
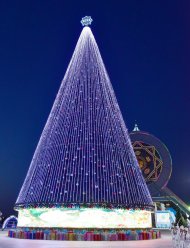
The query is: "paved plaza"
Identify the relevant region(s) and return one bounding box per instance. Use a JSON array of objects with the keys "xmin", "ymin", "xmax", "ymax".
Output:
[{"xmin": 0, "ymin": 230, "xmax": 173, "ymax": 248}]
